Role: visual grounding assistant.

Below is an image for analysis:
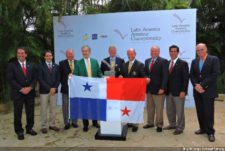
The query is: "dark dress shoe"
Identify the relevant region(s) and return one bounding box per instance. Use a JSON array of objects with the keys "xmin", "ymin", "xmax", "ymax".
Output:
[
  {"xmin": 143, "ymin": 124, "xmax": 154, "ymax": 129},
  {"xmin": 17, "ymin": 133, "xmax": 24, "ymax": 140},
  {"xmin": 173, "ymin": 129, "xmax": 183, "ymax": 135},
  {"xmin": 132, "ymin": 126, "xmax": 138, "ymax": 132},
  {"xmin": 49, "ymin": 126, "xmax": 60, "ymax": 132},
  {"xmin": 83, "ymin": 127, "xmax": 89, "ymax": 132},
  {"xmin": 93, "ymin": 123, "xmax": 100, "ymax": 128},
  {"xmin": 127, "ymin": 123, "xmax": 133, "ymax": 128},
  {"xmin": 208, "ymin": 134, "xmax": 215, "ymax": 142},
  {"xmin": 163, "ymin": 125, "xmax": 176, "ymax": 130},
  {"xmin": 195, "ymin": 129, "xmax": 205, "ymax": 135},
  {"xmin": 64, "ymin": 124, "xmax": 70, "ymax": 130},
  {"xmin": 71, "ymin": 123, "xmax": 78, "ymax": 128},
  {"xmin": 26, "ymin": 129, "xmax": 37, "ymax": 136},
  {"xmin": 41, "ymin": 128, "xmax": 48, "ymax": 134},
  {"xmin": 156, "ymin": 127, "xmax": 162, "ymax": 132}
]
